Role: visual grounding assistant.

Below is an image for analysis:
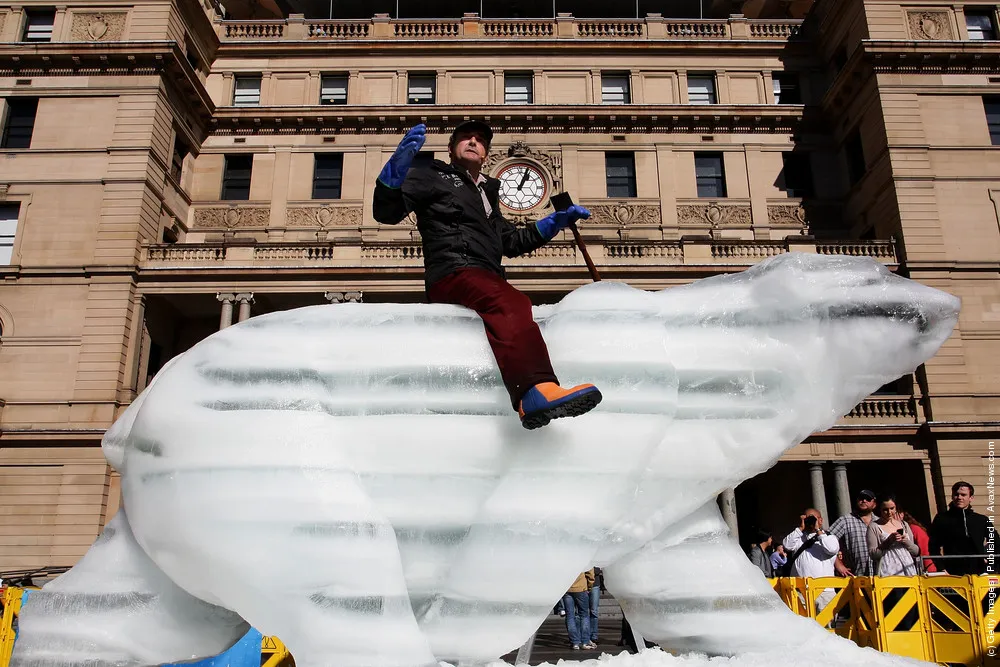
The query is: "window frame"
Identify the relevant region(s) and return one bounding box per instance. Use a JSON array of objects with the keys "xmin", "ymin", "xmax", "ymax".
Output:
[
  {"xmin": 232, "ymin": 75, "xmax": 262, "ymax": 107},
  {"xmin": 504, "ymin": 72, "xmax": 533, "ymax": 105},
  {"xmin": 965, "ymin": 8, "xmax": 998, "ymax": 40},
  {"xmin": 407, "ymin": 73, "xmax": 437, "ymax": 105},
  {"xmin": 22, "ymin": 9, "xmax": 55, "ymax": 42},
  {"xmin": 312, "ymin": 153, "xmax": 344, "ymax": 200},
  {"xmin": 1, "ymin": 98, "xmax": 38, "ymax": 150},
  {"xmin": 221, "ymin": 154, "xmax": 253, "ymax": 201},
  {"xmin": 772, "ymin": 72, "xmax": 801, "ymax": 105},
  {"xmin": 844, "ymin": 128, "xmax": 867, "ymax": 186},
  {"xmin": 0, "ymin": 203, "xmax": 19, "ymax": 265},
  {"xmin": 985, "ymin": 97, "xmax": 1000, "ymax": 145},
  {"xmin": 694, "ymin": 152, "xmax": 727, "ymax": 198},
  {"xmin": 320, "ymin": 74, "xmax": 349, "ymax": 105},
  {"xmin": 687, "ymin": 74, "xmax": 718, "ymax": 105},
  {"xmin": 780, "ymin": 152, "xmax": 814, "ymax": 198},
  {"xmin": 600, "ymin": 72, "xmax": 631, "ymax": 105},
  {"xmin": 605, "ymin": 152, "xmax": 637, "ymax": 198}
]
